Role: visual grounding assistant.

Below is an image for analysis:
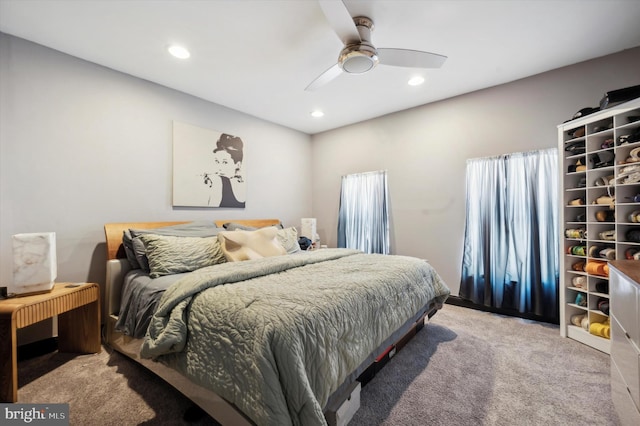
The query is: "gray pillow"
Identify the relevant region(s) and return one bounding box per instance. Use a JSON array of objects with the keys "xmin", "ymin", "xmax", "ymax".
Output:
[
  {"xmin": 139, "ymin": 234, "xmax": 226, "ymax": 278},
  {"xmin": 222, "ymin": 222, "xmax": 257, "ymax": 231},
  {"xmin": 124, "ymin": 221, "xmax": 221, "ymax": 271}
]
